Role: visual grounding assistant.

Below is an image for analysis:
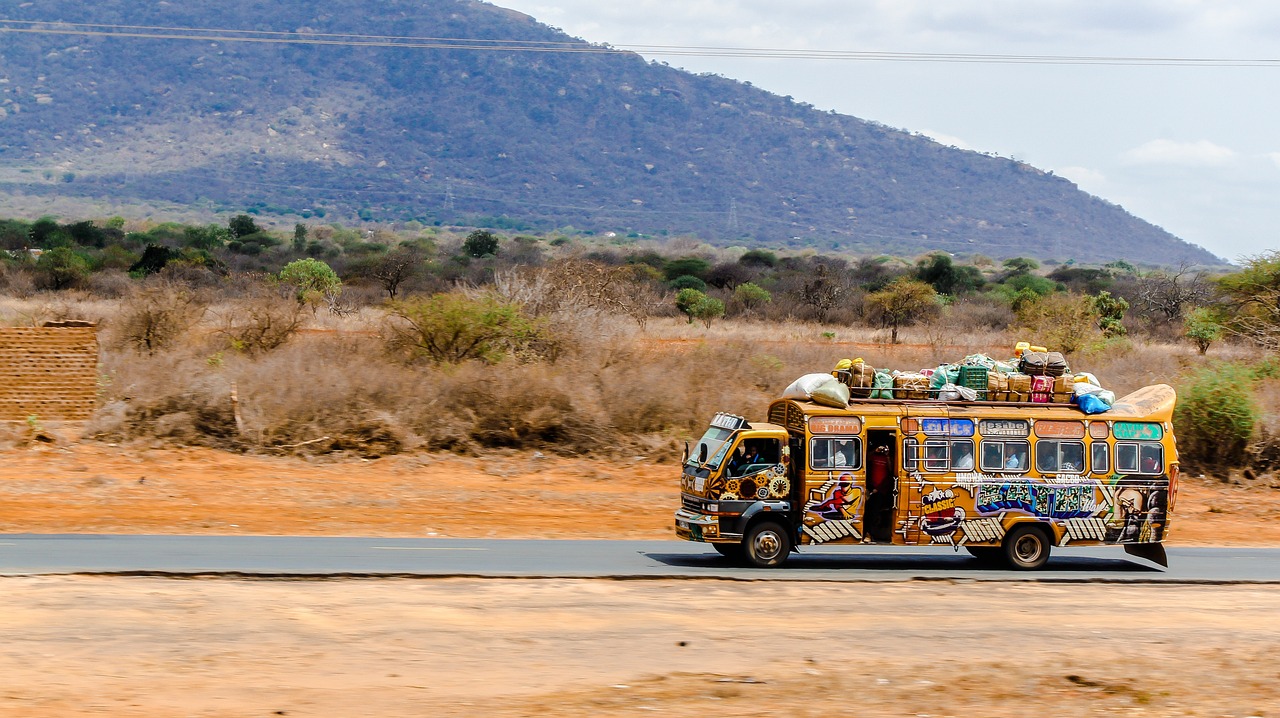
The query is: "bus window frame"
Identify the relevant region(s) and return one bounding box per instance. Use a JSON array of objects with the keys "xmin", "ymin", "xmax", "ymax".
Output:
[
  {"xmin": 980, "ymin": 439, "xmax": 1030, "ymax": 474},
  {"xmin": 904, "ymin": 437, "xmax": 950, "ymax": 473},
  {"xmin": 1035, "ymin": 439, "xmax": 1086, "ymax": 474},
  {"xmin": 1116, "ymin": 441, "xmax": 1164, "ymax": 475},
  {"xmin": 809, "ymin": 435, "xmax": 863, "ymax": 471},
  {"xmin": 1090, "ymin": 441, "xmax": 1110, "ymax": 475}
]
